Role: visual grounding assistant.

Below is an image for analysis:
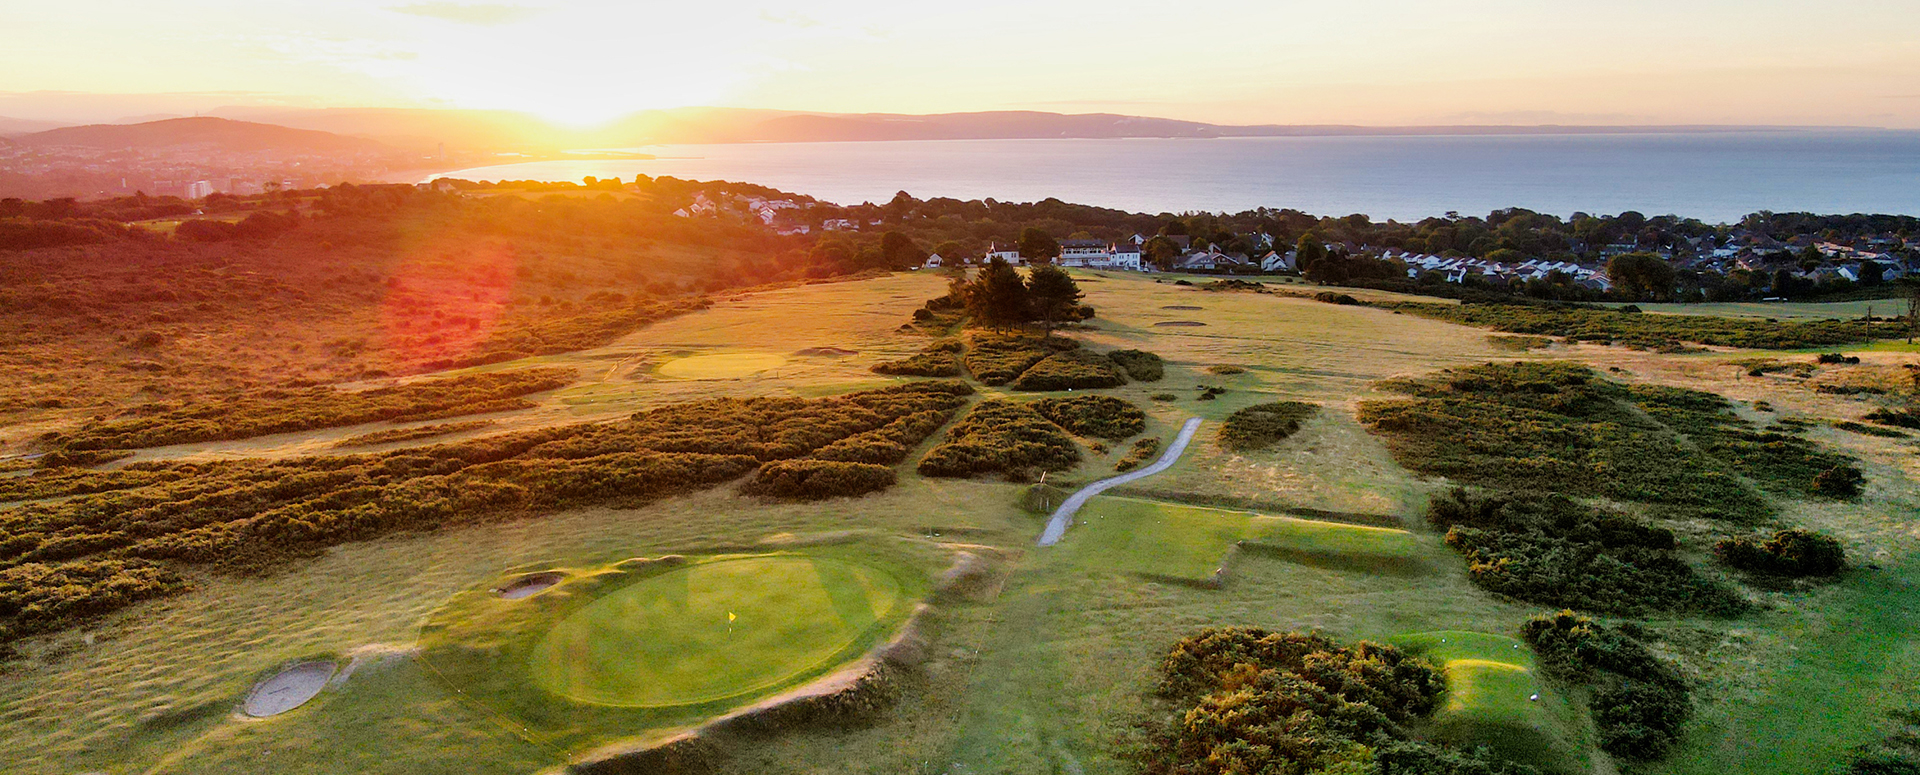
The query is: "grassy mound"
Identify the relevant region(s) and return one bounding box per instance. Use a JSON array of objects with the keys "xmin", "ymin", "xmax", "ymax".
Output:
[
  {"xmin": 657, "ymin": 352, "xmax": 788, "ymax": 379},
  {"xmin": 1218, "ymin": 401, "xmax": 1319, "ymax": 452},
  {"xmin": 1069, "ymin": 497, "xmax": 1422, "ymax": 583},
  {"xmin": 1391, "ymin": 631, "xmax": 1585, "ymax": 772},
  {"xmin": 1031, "ymin": 395, "xmax": 1146, "ymax": 439},
  {"xmin": 917, "ymin": 399, "xmax": 1080, "ymax": 480},
  {"xmin": 528, "ymin": 555, "xmax": 905, "ymax": 707}
]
